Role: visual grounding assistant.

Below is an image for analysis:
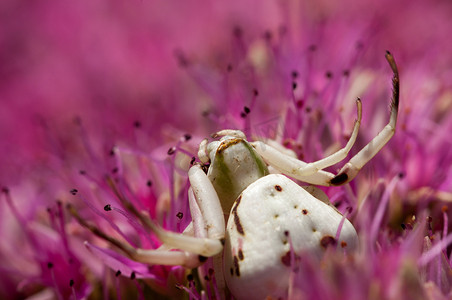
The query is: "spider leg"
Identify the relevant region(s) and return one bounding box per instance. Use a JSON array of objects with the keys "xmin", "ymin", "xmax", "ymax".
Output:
[
  {"xmin": 69, "ymin": 165, "xmax": 226, "ymax": 268},
  {"xmin": 198, "ymin": 138, "xmax": 210, "ymax": 164},
  {"xmin": 251, "ymin": 52, "xmax": 399, "ymax": 187},
  {"xmin": 188, "ymin": 165, "xmax": 225, "ymax": 240},
  {"xmin": 69, "ymin": 205, "xmax": 210, "ymax": 268},
  {"xmin": 141, "ymin": 165, "xmax": 225, "ymax": 255},
  {"xmin": 130, "ymin": 165, "xmax": 225, "ymax": 264},
  {"xmin": 251, "ymin": 98, "xmax": 361, "ymax": 178},
  {"xmin": 131, "ymin": 248, "xmax": 204, "ymax": 269},
  {"xmin": 330, "ymin": 51, "xmax": 399, "ymax": 185}
]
